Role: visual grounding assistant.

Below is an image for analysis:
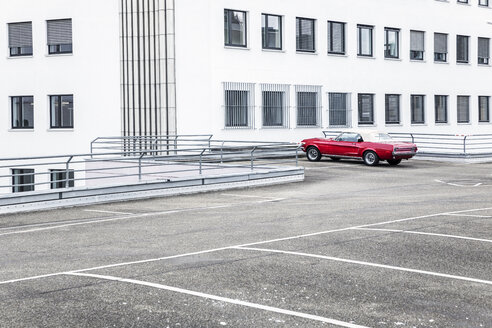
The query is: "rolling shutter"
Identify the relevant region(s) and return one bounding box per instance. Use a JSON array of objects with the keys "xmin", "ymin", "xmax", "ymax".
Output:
[
  {"xmin": 47, "ymin": 19, "xmax": 72, "ymax": 45},
  {"xmin": 410, "ymin": 31, "xmax": 424, "ymax": 51},
  {"xmin": 8, "ymin": 22, "xmax": 32, "ymax": 48},
  {"xmin": 434, "ymin": 33, "xmax": 447, "ymax": 53}
]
